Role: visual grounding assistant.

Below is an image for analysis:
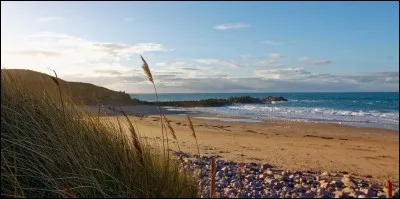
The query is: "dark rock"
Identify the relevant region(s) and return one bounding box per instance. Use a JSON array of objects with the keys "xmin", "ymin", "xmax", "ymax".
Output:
[
  {"xmin": 264, "ymin": 96, "xmax": 288, "ymax": 102},
  {"xmin": 131, "ymin": 95, "xmax": 288, "ymax": 107}
]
